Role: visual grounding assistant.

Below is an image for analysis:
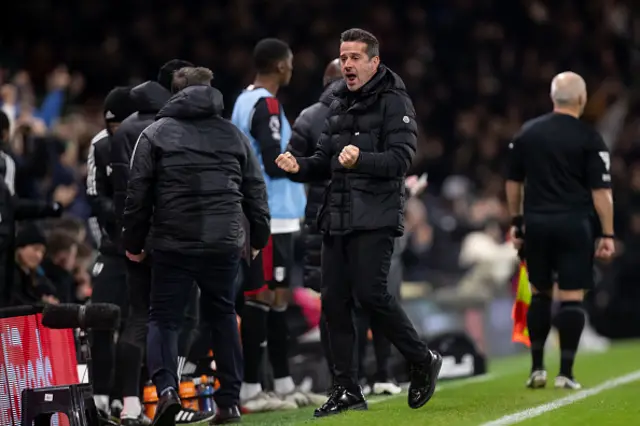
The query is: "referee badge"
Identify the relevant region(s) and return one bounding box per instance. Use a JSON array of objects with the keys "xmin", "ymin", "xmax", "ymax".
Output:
[{"xmin": 274, "ymin": 267, "xmax": 286, "ymax": 282}]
